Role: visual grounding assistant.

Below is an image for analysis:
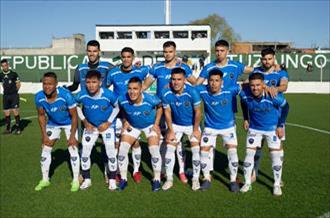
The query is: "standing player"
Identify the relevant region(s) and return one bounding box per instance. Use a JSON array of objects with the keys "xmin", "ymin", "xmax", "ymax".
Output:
[
  {"xmin": 143, "ymin": 41, "xmax": 197, "ymax": 183},
  {"xmin": 34, "ymin": 72, "xmax": 80, "ymax": 192},
  {"xmin": 67, "ymin": 40, "xmax": 113, "ymax": 92},
  {"xmin": 117, "ymin": 77, "xmax": 162, "ymax": 192},
  {"xmin": 250, "ymin": 48, "xmax": 289, "ymax": 183},
  {"xmin": 161, "ymin": 68, "xmax": 201, "ymax": 191},
  {"xmin": 0, "ymin": 59, "xmax": 21, "ymax": 134},
  {"xmin": 75, "ymin": 70, "xmax": 119, "ymax": 191},
  {"xmin": 195, "ymin": 40, "xmax": 253, "ymax": 172},
  {"xmin": 239, "ymin": 72, "xmax": 289, "ymax": 196},
  {"xmin": 196, "ymin": 69, "xmax": 240, "ymax": 192},
  {"xmin": 107, "ymin": 47, "xmax": 150, "ymax": 183}
]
